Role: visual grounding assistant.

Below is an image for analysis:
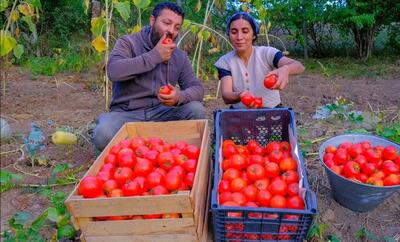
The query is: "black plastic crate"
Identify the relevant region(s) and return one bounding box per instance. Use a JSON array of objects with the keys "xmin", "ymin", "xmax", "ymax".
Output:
[{"xmin": 211, "ymin": 108, "xmax": 317, "ymax": 241}]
